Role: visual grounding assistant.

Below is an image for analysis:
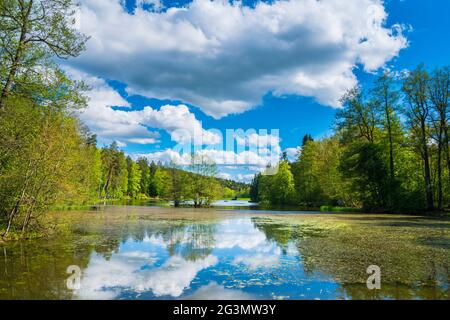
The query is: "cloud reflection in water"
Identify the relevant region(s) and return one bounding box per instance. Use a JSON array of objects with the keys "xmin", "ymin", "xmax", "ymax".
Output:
[{"xmin": 73, "ymin": 217, "xmax": 299, "ymax": 300}]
